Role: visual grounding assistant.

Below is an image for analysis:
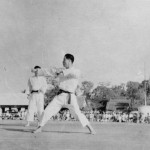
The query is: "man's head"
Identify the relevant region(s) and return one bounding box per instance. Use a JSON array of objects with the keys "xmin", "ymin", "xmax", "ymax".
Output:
[
  {"xmin": 32, "ymin": 66, "xmax": 41, "ymax": 76},
  {"xmin": 63, "ymin": 53, "xmax": 74, "ymax": 69},
  {"xmin": 34, "ymin": 66, "xmax": 41, "ymax": 70}
]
